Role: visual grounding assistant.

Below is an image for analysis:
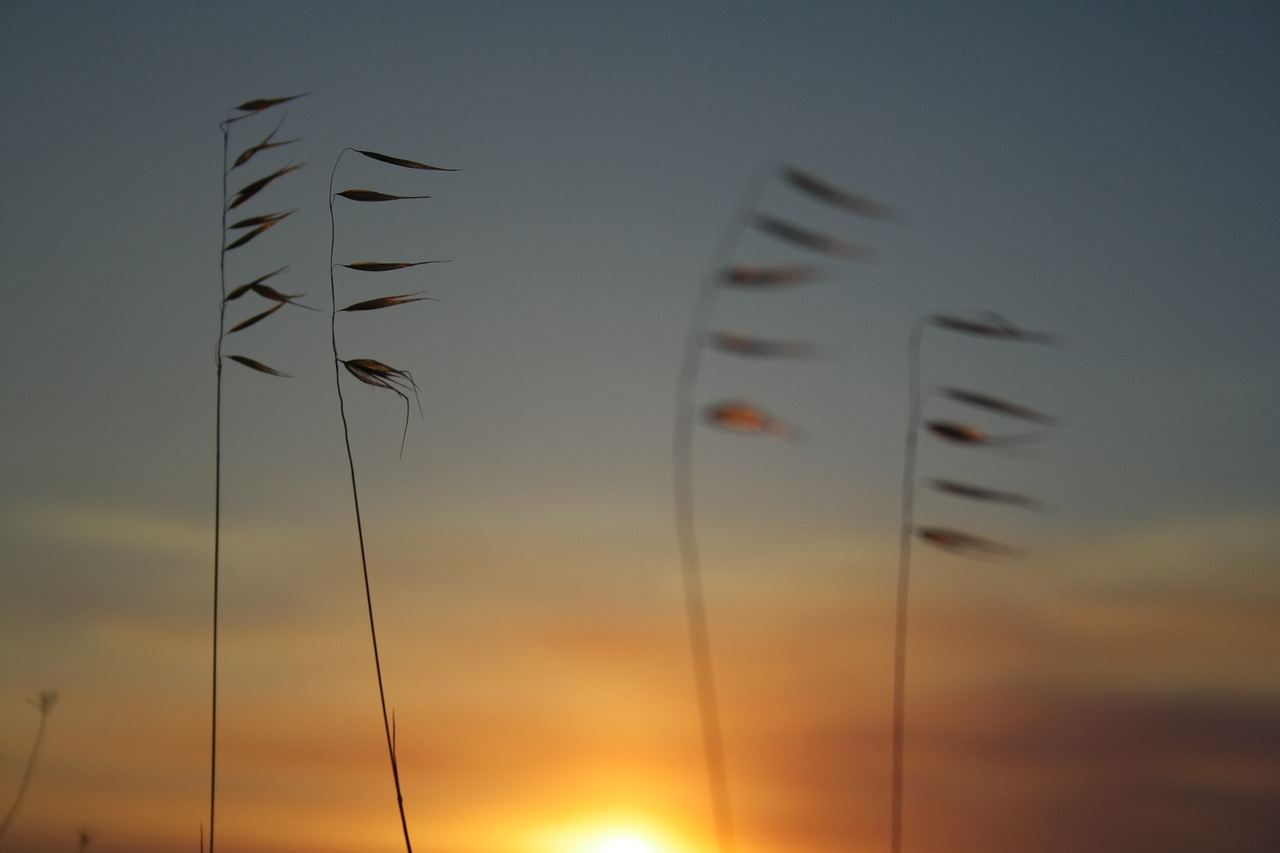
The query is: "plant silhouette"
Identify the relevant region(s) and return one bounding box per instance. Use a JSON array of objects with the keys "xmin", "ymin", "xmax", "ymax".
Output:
[
  {"xmin": 890, "ymin": 311, "xmax": 1059, "ymax": 852},
  {"xmin": 329, "ymin": 146, "xmax": 457, "ymax": 852},
  {"xmin": 210, "ymin": 92, "xmax": 309, "ymax": 853},
  {"xmin": 0, "ymin": 690, "xmax": 58, "ymax": 844},
  {"xmin": 672, "ymin": 164, "xmax": 896, "ymax": 853}
]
